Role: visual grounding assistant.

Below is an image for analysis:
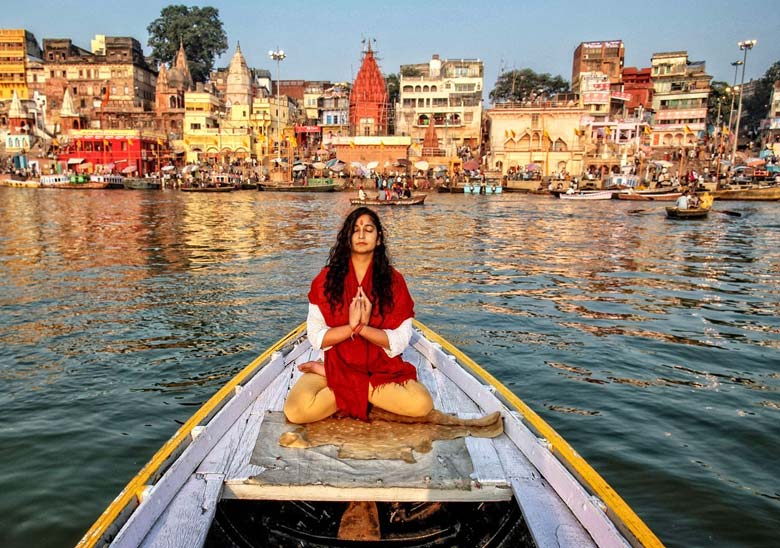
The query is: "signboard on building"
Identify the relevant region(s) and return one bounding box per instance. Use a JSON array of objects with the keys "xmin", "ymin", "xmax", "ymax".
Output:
[
  {"xmin": 295, "ymin": 125, "xmax": 321, "ymax": 133},
  {"xmin": 655, "ymin": 108, "xmax": 707, "ymax": 121},
  {"xmin": 582, "ymin": 91, "xmax": 610, "ymax": 104},
  {"xmin": 611, "ymin": 92, "xmax": 632, "ymax": 101},
  {"xmin": 582, "ymin": 40, "xmax": 623, "ymax": 49}
]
